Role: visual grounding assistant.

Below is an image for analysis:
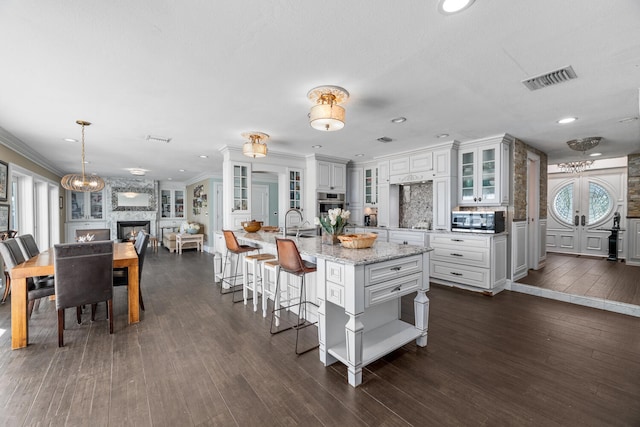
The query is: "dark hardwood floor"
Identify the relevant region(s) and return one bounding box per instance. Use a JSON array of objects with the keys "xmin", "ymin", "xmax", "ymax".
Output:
[
  {"xmin": 517, "ymin": 253, "xmax": 640, "ymax": 306},
  {"xmin": 0, "ymin": 248, "xmax": 639, "ymax": 426}
]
